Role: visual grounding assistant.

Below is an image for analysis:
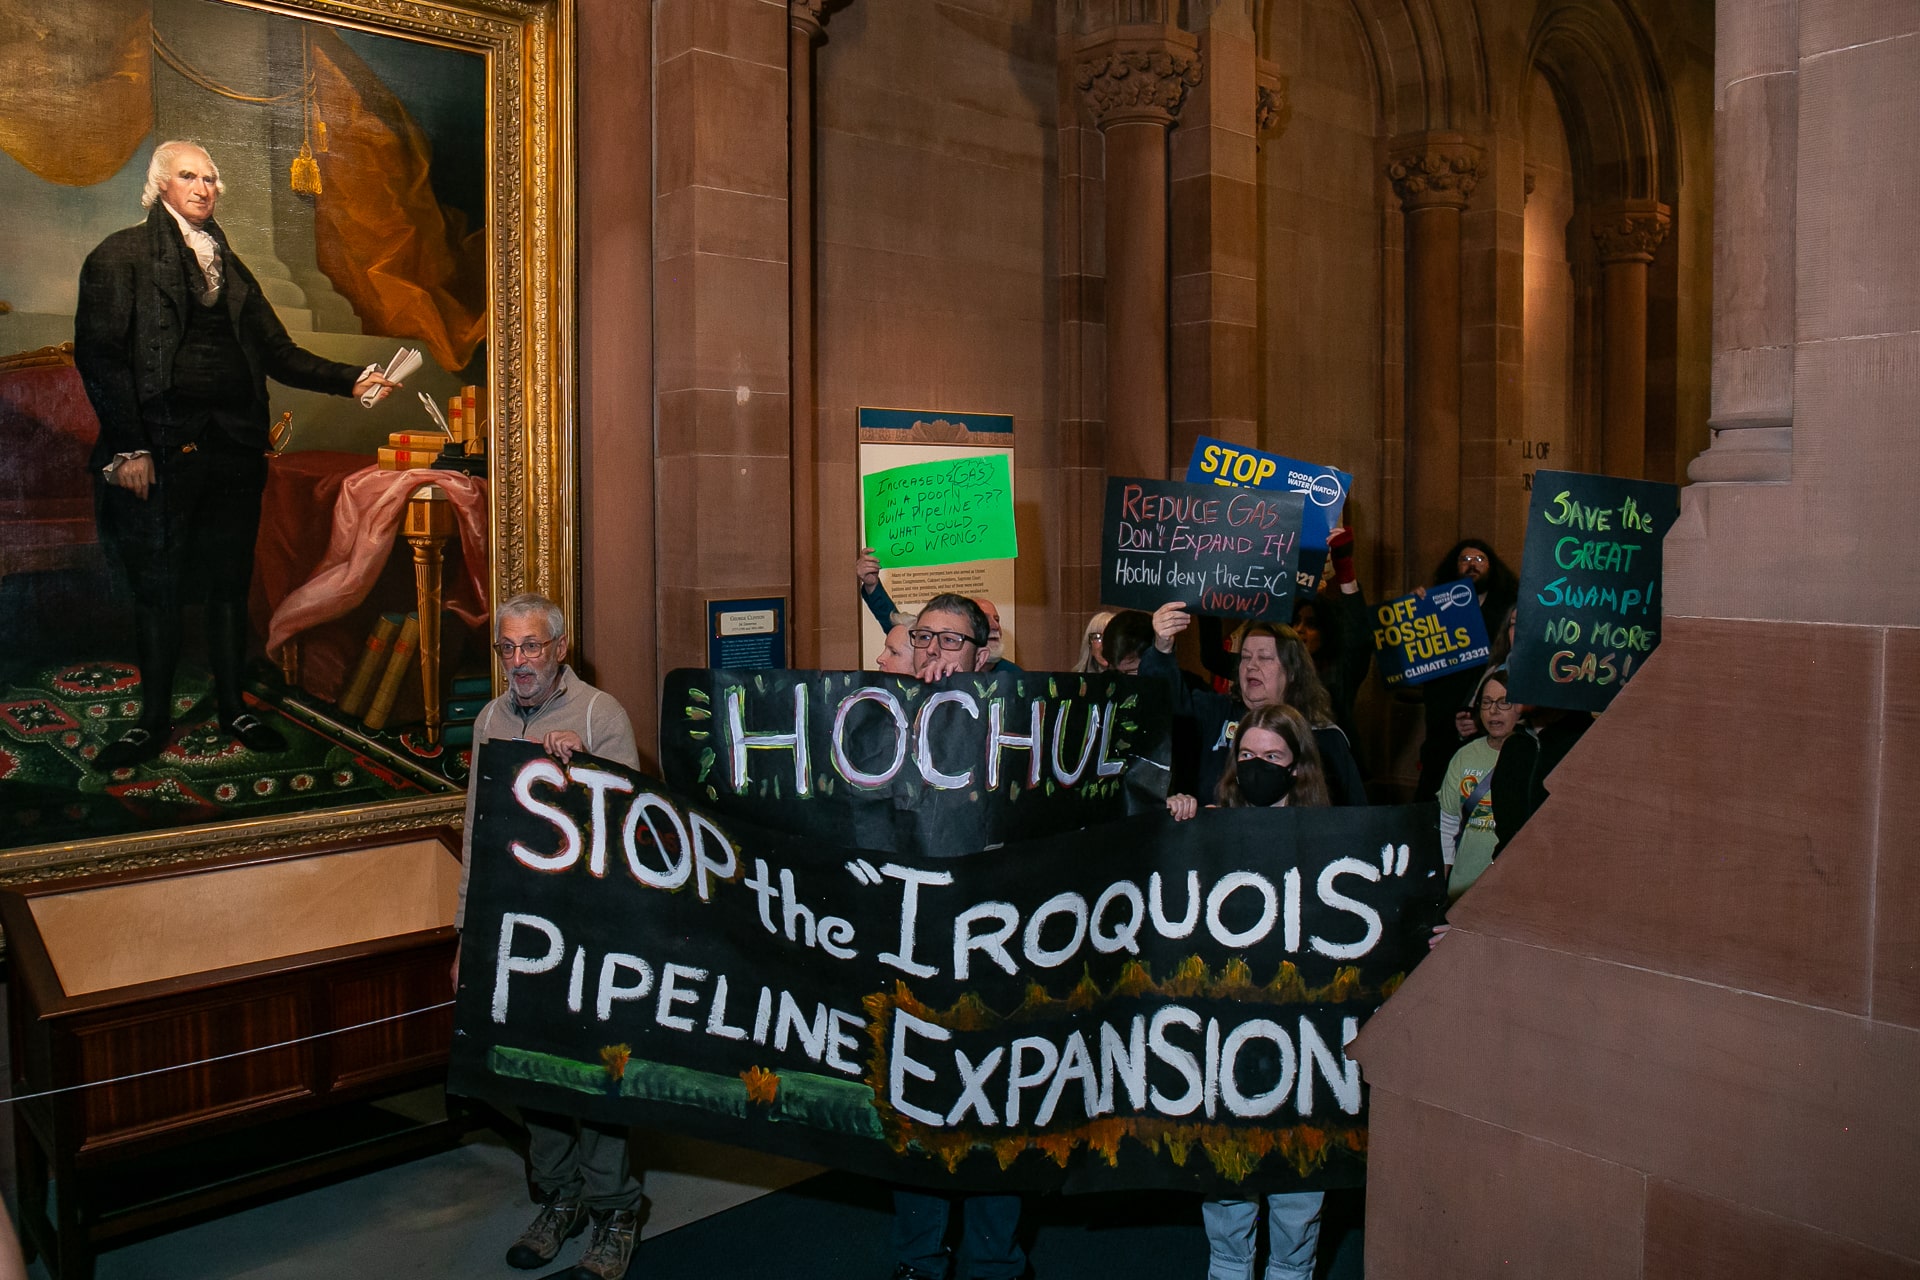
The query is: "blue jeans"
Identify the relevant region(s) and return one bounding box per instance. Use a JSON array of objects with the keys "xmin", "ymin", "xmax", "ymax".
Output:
[
  {"xmin": 891, "ymin": 1189, "xmax": 1025, "ymax": 1279},
  {"xmin": 1203, "ymin": 1192, "xmax": 1324, "ymax": 1280}
]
